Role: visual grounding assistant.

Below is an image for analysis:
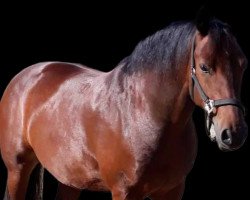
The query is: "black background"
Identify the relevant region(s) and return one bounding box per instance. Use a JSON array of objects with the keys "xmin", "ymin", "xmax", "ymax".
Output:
[{"xmin": 0, "ymin": 1, "xmax": 249, "ymax": 200}]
